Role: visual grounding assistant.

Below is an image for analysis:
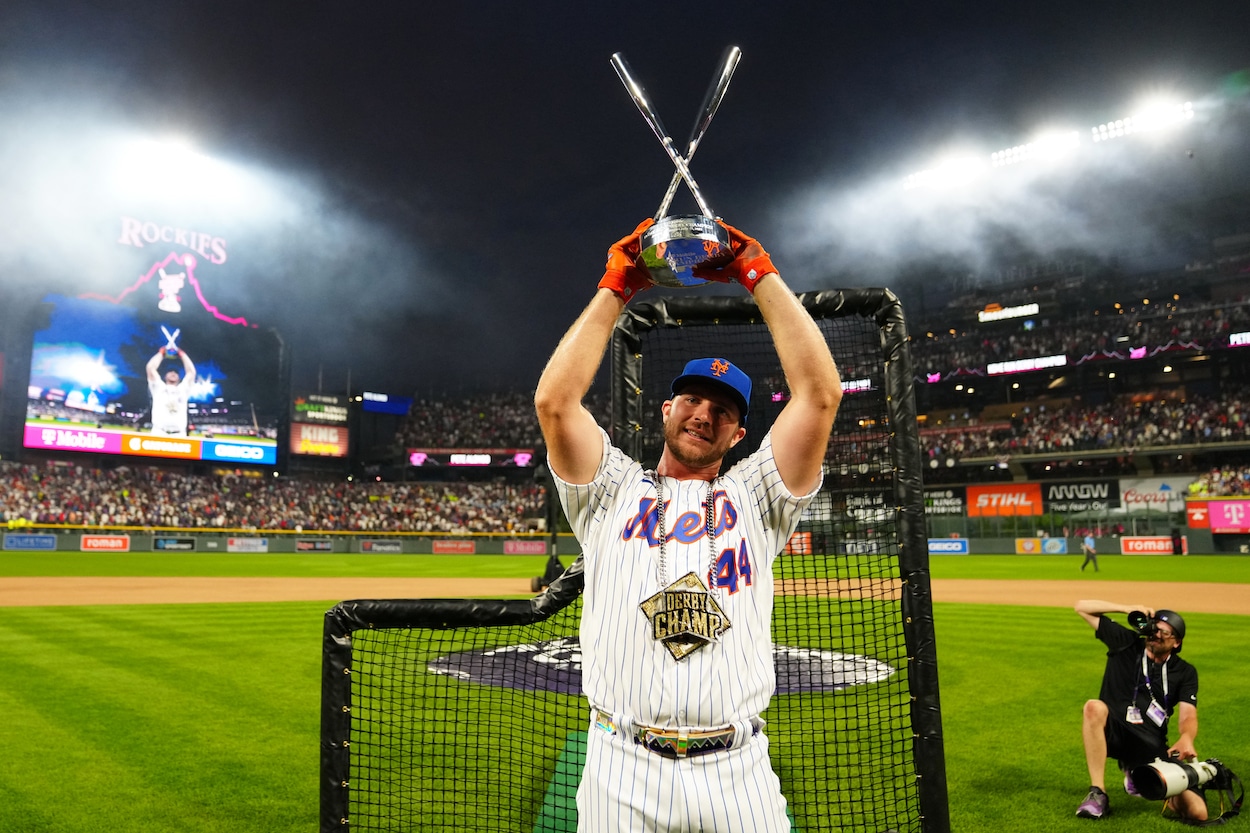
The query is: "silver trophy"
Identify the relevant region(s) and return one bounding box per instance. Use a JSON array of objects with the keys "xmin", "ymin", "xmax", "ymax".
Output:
[{"xmin": 611, "ymin": 47, "xmax": 741, "ymax": 287}]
